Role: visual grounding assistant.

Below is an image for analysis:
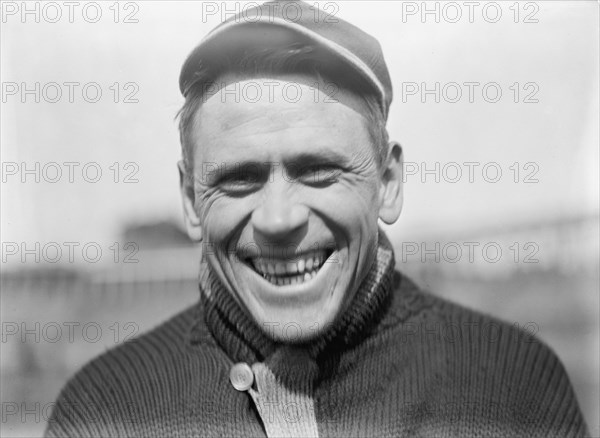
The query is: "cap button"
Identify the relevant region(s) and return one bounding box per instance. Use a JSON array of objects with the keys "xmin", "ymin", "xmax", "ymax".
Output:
[{"xmin": 229, "ymin": 362, "xmax": 254, "ymax": 391}]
